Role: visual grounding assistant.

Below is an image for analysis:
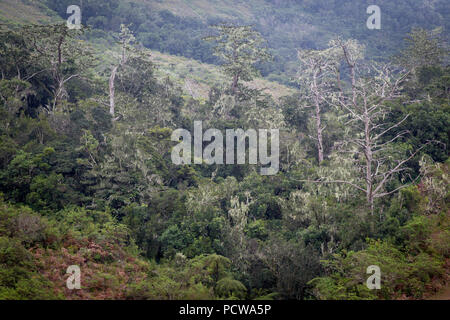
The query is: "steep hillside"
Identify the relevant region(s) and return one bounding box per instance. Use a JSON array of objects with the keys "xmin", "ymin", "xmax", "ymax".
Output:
[
  {"xmin": 141, "ymin": 0, "xmax": 259, "ymax": 21},
  {"xmin": 0, "ymin": 0, "xmax": 58, "ymax": 25},
  {"xmin": 149, "ymin": 50, "xmax": 294, "ymax": 100},
  {"xmin": 40, "ymin": 0, "xmax": 449, "ymax": 84},
  {"xmin": 0, "ymin": 0, "xmax": 293, "ymax": 101}
]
